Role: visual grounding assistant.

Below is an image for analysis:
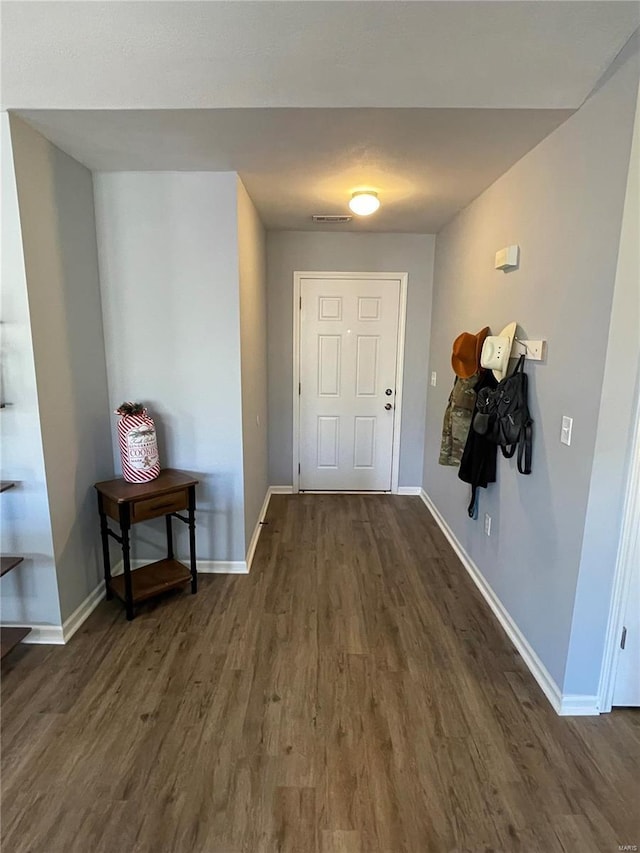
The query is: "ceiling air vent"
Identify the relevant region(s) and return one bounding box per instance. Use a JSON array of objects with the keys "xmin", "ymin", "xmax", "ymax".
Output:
[{"xmin": 312, "ymin": 214, "xmax": 353, "ymax": 224}]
